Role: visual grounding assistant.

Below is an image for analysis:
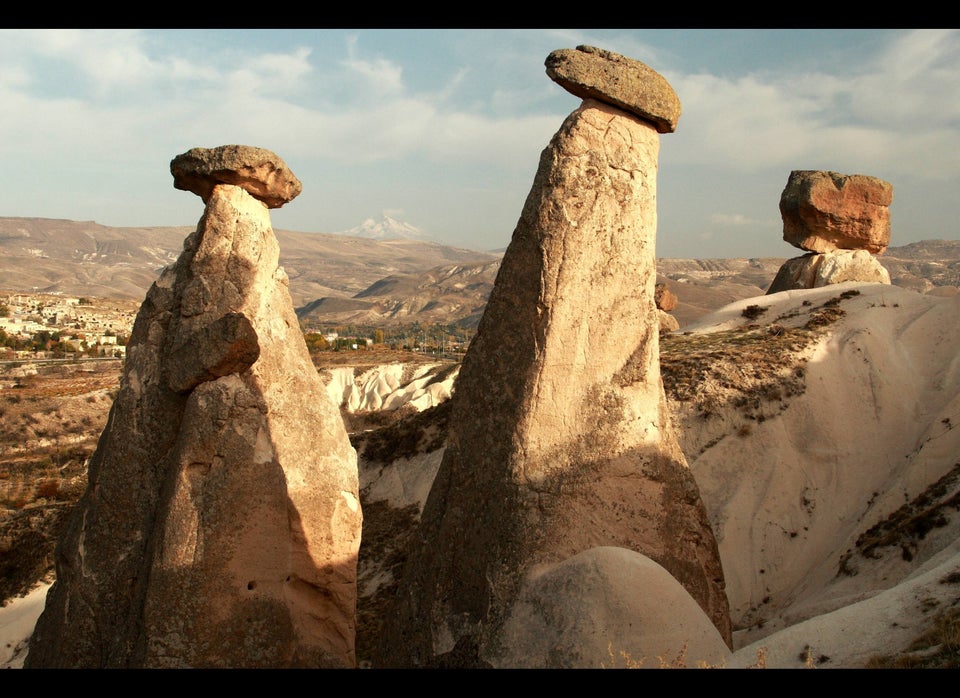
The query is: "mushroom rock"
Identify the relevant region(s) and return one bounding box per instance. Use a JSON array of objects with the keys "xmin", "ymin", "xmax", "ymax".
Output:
[
  {"xmin": 771, "ymin": 170, "xmax": 894, "ymax": 294},
  {"xmin": 170, "ymin": 144, "xmax": 303, "ymax": 209},
  {"xmin": 376, "ymin": 50, "xmax": 730, "ymax": 669},
  {"xmin": 26, "ymin": 145, "xmax": 360, "ymax": 668}
]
